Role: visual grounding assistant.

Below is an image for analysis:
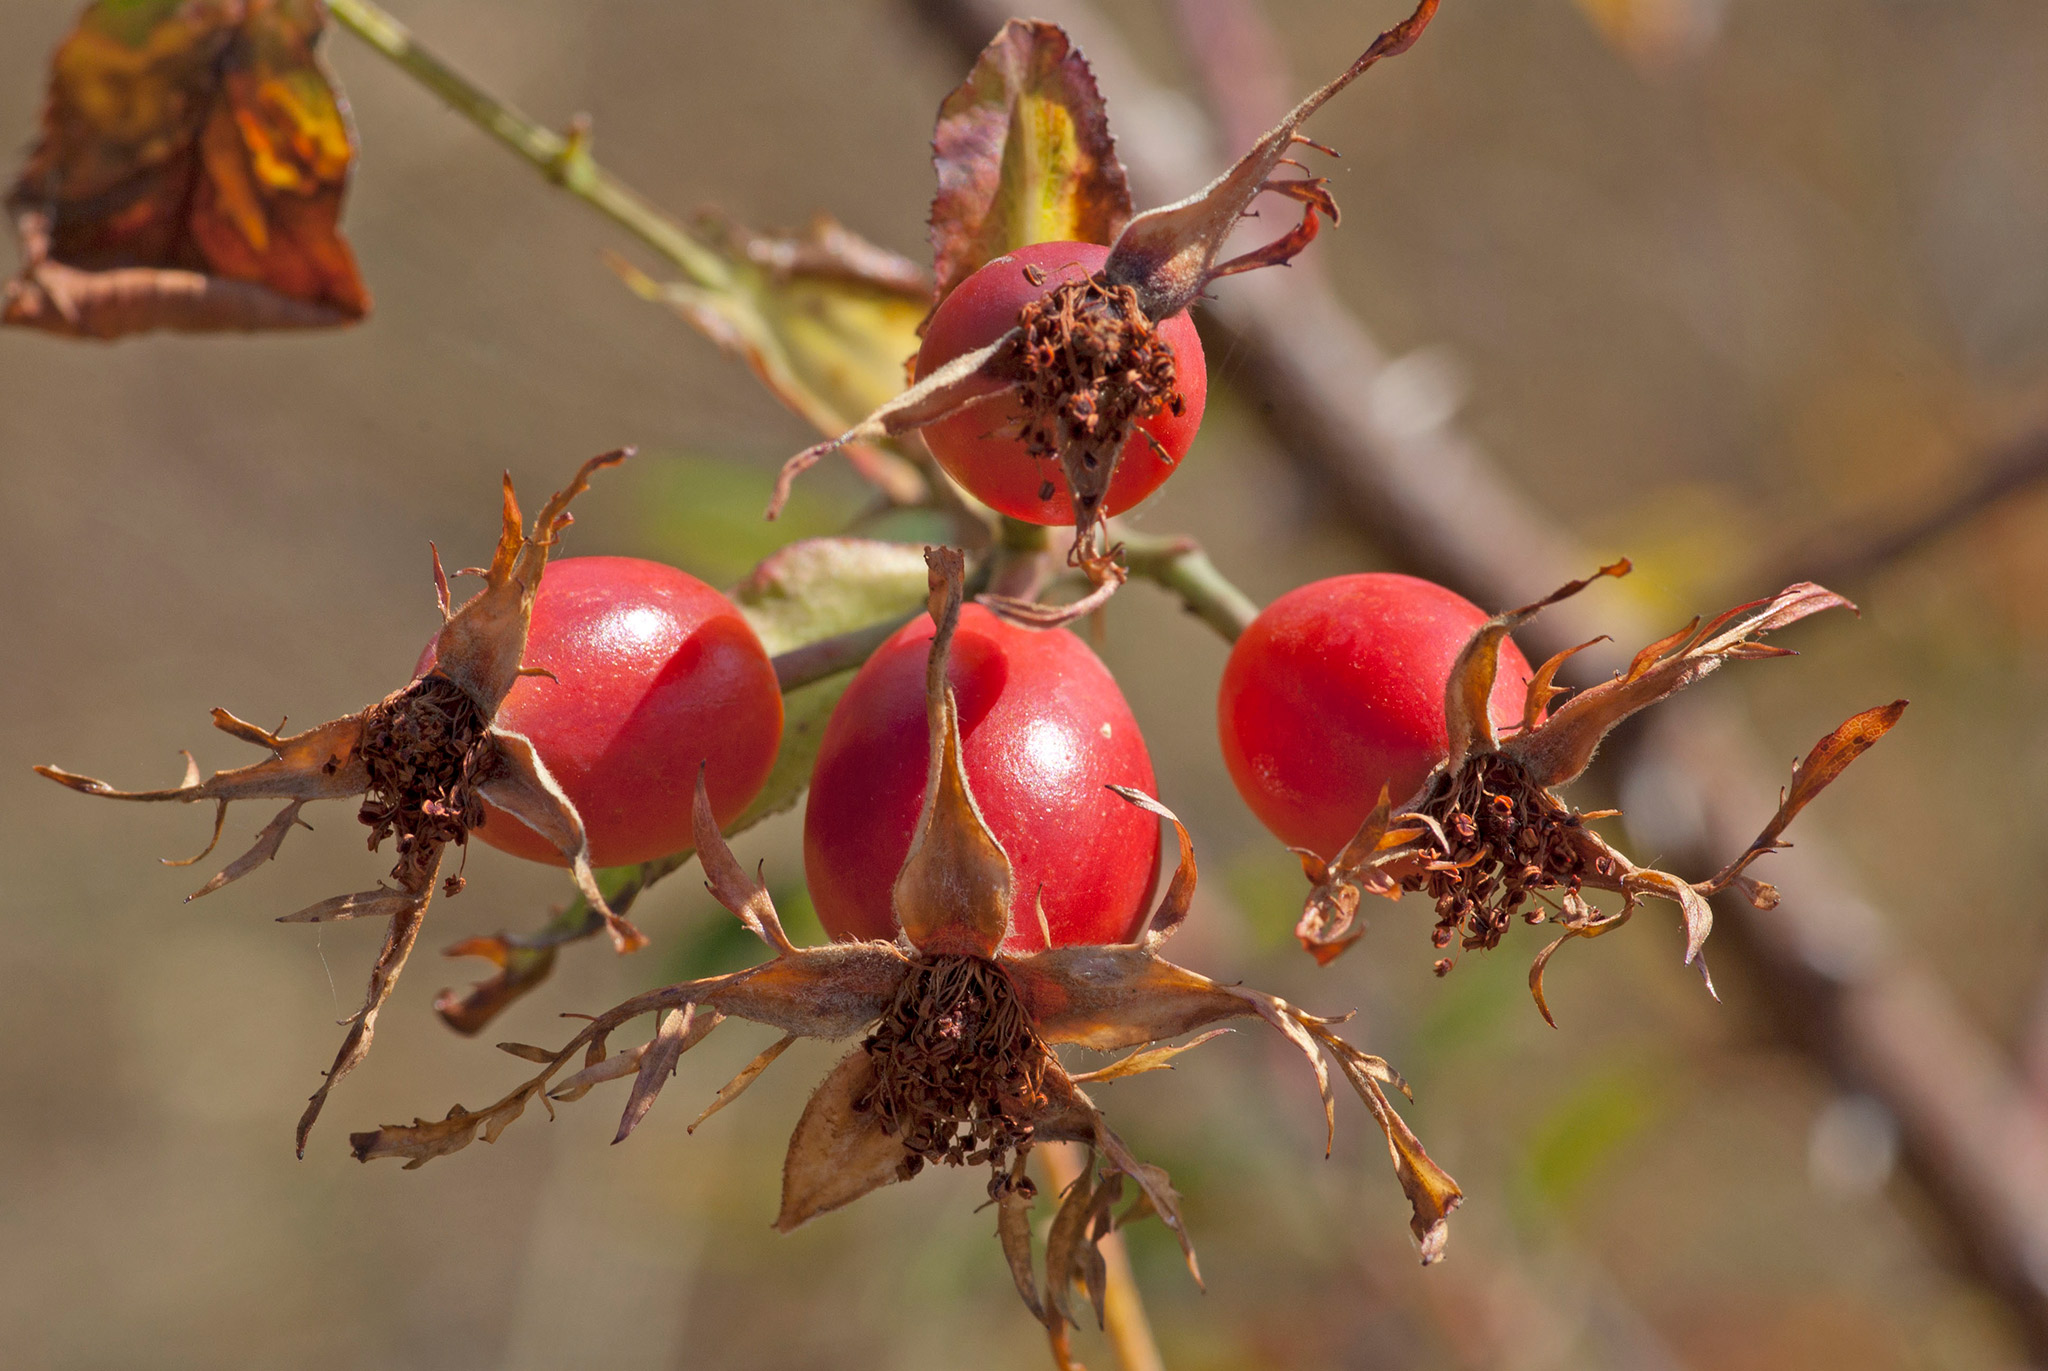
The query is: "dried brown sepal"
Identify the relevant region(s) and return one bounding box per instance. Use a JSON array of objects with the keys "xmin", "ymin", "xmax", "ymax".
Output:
[
  {"xmin": 689, "ymin": 1033, "xmax": 796, "ymax": 1134},
  {"xmin": 1506, "ymin": 580, "xmax": 1855, "ymax": 790},
  {"xmin": 1304, "ymin": 565, "xmax": 1890, "ymax": 1030},
  {"xmin": 7, "ymin": 0, "xmax": 367, "ymax": 339},
  {"xmin": 1107, "ymin": 784, "xmax": 1196, "ymax": 940},
  {"xmin": 928, "ymin": 20, "xmax": 1133, "ymax": 309},
  {"xmin": 892, "ymin": 548, "xmax": 1015, "ymax": 958},
  {"xmin": 615, "ymin": 1005, "xmax": 721, "ymax": 1145},
  {"xmin": 1293, "ymin": 785, "xmax": 1433, "ymax": 964},
  {"xmin": 1443, "ymin": 560, "xmax": 1632, "ymax": 767},
  {"xmin": 1699, "ymin": 700, "xmax": 1909, "ymax": 900},
  {"xmin": 354, "ymin": 555, "xmax": 1461, "ymax": 1339},
  {"xmin": 1068, "ymin": 1028, "xmax": 1230, "ymax": 1084},
  {"xmin": 1100, "ymin": 0, "xmax": 1441, "ymax": 319},
  {"xmin": 38, "ymin": 453, "xmax": 633, "ymax": 1148}
]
